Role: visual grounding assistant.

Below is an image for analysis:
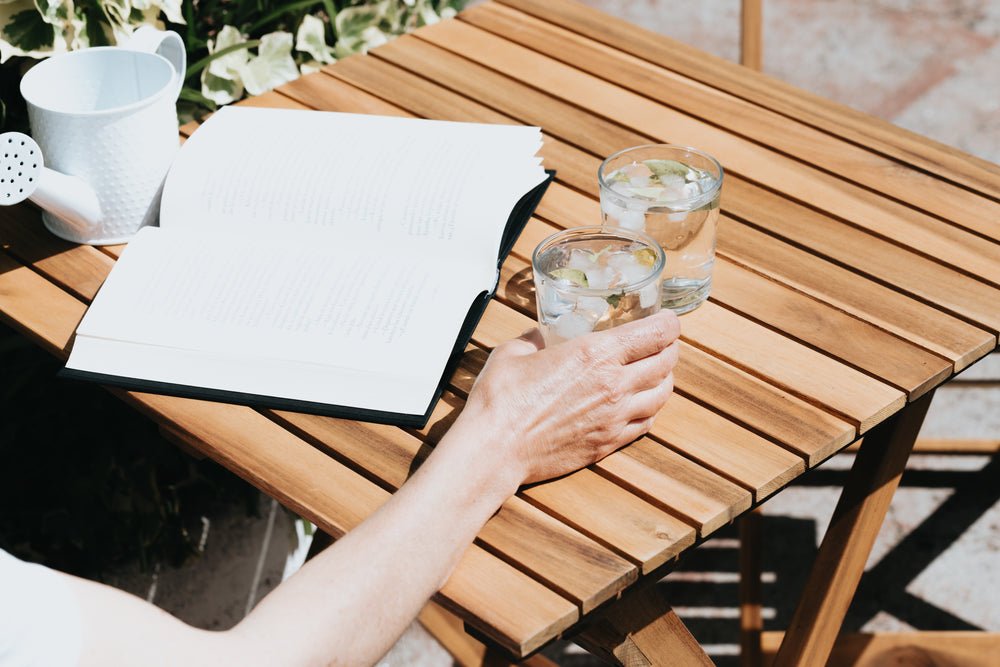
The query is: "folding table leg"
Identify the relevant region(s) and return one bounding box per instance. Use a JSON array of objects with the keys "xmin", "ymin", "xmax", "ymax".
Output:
[
  {"xmin": 576, "ymin": 582, "xmax": 714, "ymax": 666},
  {"xmin": 739, "ymin": 507, "xmax": 764, "ymax": 667},
  {"xmin": 416, "ymin": 600, "xmax": 558, "ymax": 667},
  {"xmin": 772, "ymin": 391, "xmax": 935, "ymax": 667}
]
